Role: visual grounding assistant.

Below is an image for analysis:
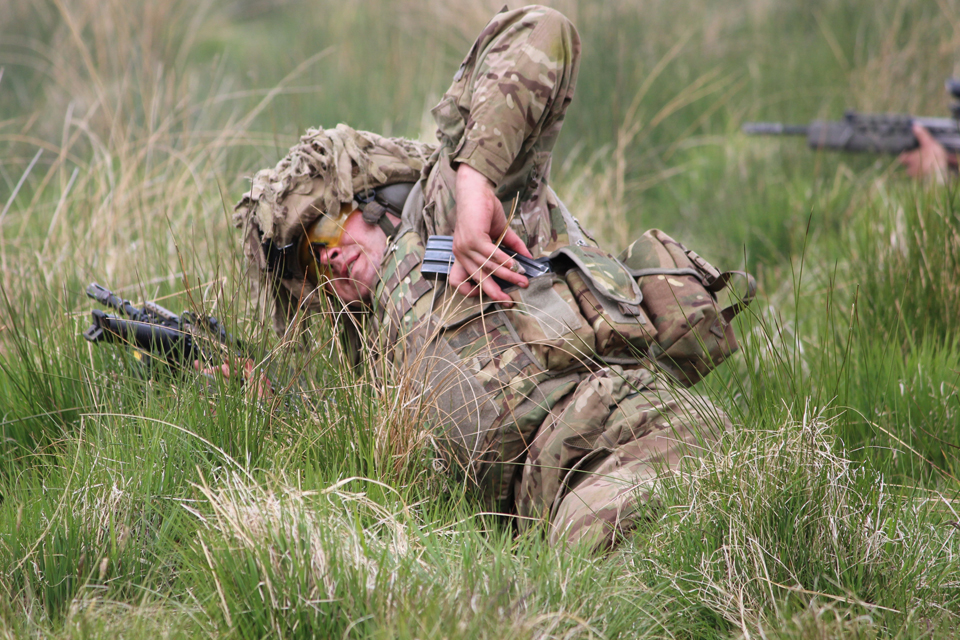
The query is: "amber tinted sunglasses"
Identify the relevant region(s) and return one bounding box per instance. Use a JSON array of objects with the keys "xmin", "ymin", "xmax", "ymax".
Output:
[{"xmin": 299, "ymin": 202, "xmax": 361, "ymax": 283}]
